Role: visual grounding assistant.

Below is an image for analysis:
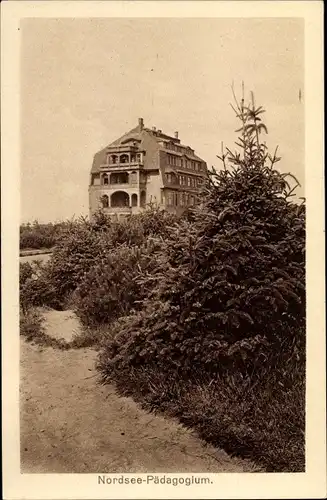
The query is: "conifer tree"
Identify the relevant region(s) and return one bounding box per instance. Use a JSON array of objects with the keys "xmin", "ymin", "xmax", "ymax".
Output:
[{"xmin": 100, "ymin": 87, "xmax": 305, "ymax": 377}]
